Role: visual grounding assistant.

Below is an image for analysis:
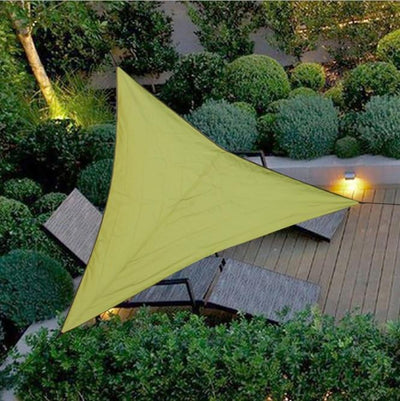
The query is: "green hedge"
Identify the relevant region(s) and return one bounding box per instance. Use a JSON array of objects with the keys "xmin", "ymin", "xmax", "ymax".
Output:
[
  {"xmin": 2, "ymin": 178, "xmax": 42, "ymax": 205},
  {"xmin": 357, "ymin": 95, "xmax": 400, "ymax": 159},
  {"xmin": 377, "ymin": 29, "xmax": 400, "ymax": 69},
  {"xmin": 223, "ymin": 55, "xmax": 290, "ymax": 113},
  {"xmin": 257, "ymin": 113, "xmax": 277, "ymax": 152},
  {"xmin": 161, "ymin": 52, "xmax": 226, "ymax": 114},
  {"xmin": 0, "ymin": 250, "xmax": 73, "ymax": 328},
  {"xmin": 232, "ymin": 101, "xmax": 257, "ymax": 117},
  {"xmin": 335, "ymin": 136, "xmax": 361, "ymax": 159},
  {"xmin": 275, "ymin": 95, "xmax": 339, "ymax": 159},
  {"xmin": 343, "ymin": 62, "xmax": 400, "ymax": 110},
  {"xmin": 83, "ymin": 124, "xmax": 116, "ymax": 162},
  {"xmin": 9, "ymin": 309, "xmax": 400, "ymax": 400},
  {"xmin": 186, "ymin": 99, "xmax": 258, "ymax": 152},
  {"xmin": 33, "ymin": 192, "xmax": 67, "ymax": 215},
  {"xmin": 290, "ymin": 63, "xmax": 326, "ymax": 91},
  {"xmin": 288, "ymin": 87, "xmax": 317, "ymax": 98},
  {"xmin": 324, "ymin": 82, "xmax": 345, "ymax": 110}
]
